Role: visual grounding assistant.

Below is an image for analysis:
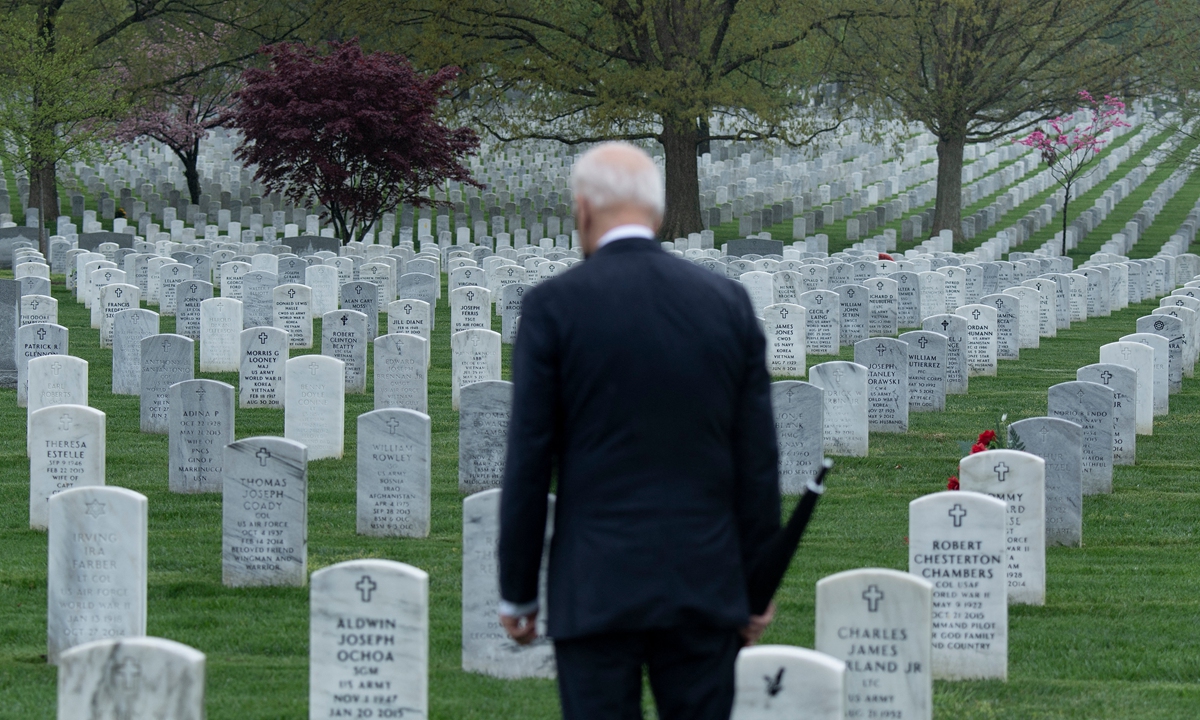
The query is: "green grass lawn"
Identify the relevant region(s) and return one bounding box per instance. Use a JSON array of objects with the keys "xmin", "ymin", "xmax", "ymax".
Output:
[{"xmin": 1, "ymin": 132, "xmax": 1199, "ymax": 717}]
